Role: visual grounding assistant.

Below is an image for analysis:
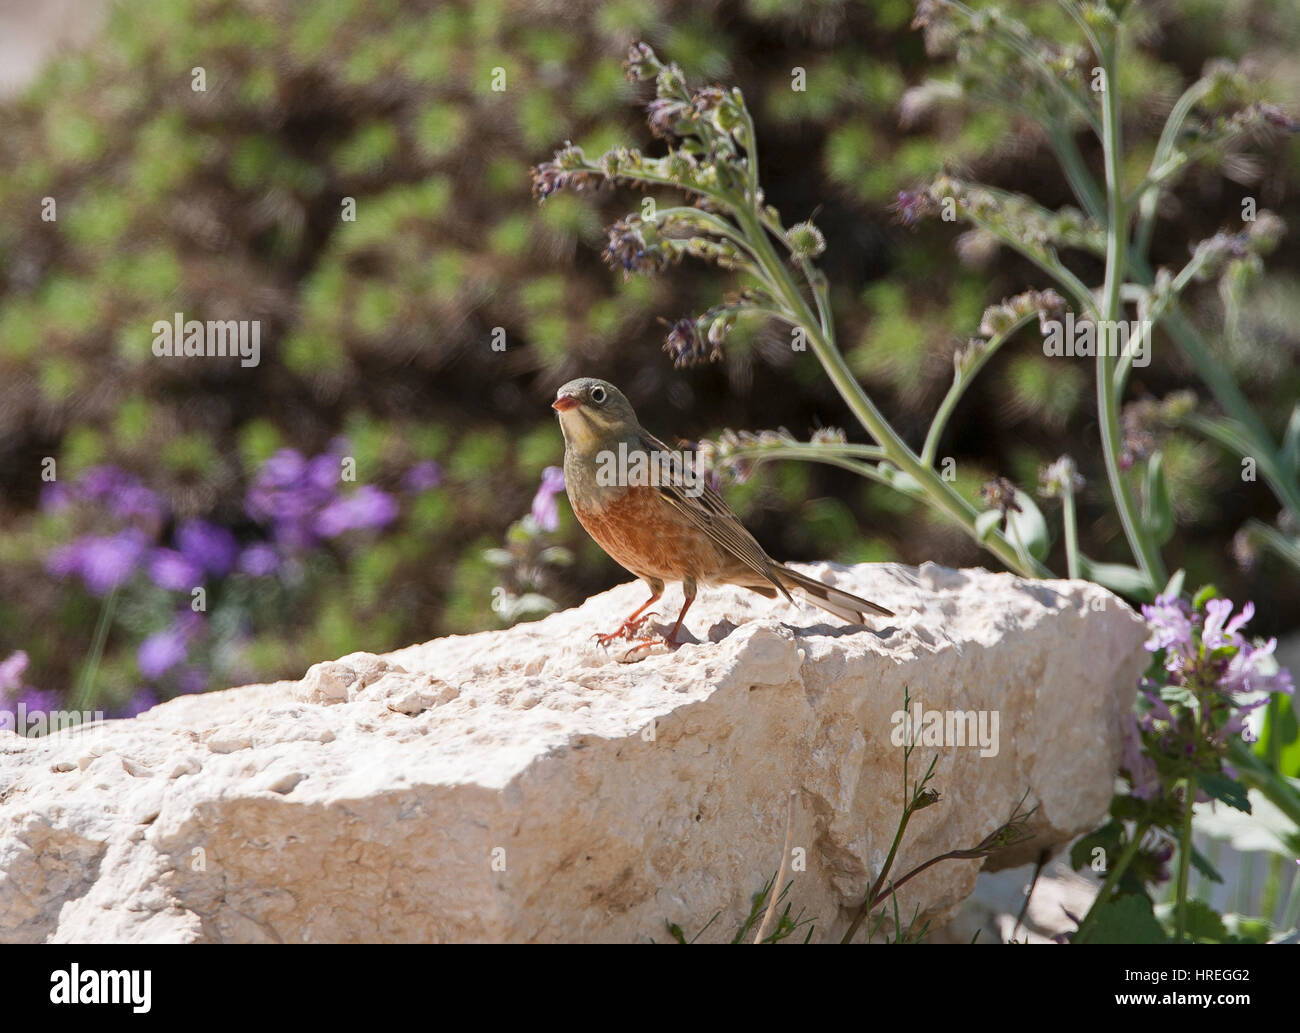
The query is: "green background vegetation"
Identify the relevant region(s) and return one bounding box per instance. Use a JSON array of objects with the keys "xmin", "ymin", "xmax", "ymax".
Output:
[{"xmin": 0, "ymin": 0, "xmax": 1297, "ymax": 705}]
